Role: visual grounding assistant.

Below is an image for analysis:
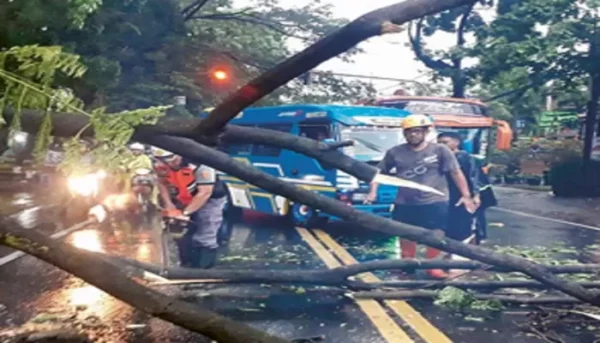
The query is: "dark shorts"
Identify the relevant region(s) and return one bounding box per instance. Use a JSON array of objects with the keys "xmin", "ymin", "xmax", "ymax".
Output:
[
  {"xmin": 446, "ymin": 205, "xmax": 475, "ymax": 241},
  {"xmin": 392, "ymin": 202, "xmax": 448, "ymax": 231}
]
